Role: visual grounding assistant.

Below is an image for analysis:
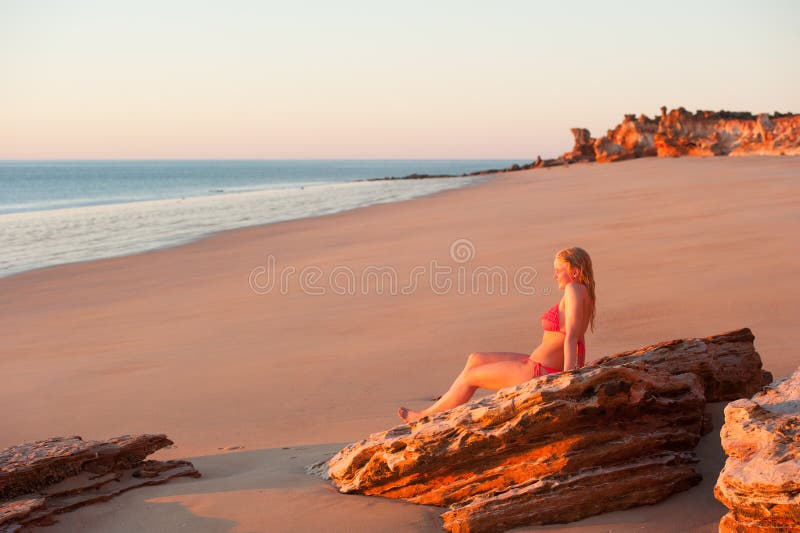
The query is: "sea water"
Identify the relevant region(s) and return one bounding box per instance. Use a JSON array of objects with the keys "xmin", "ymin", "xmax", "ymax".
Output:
[{"xmin": 0, "ymin": 160, "xmax": 522, "ymax": 277}]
